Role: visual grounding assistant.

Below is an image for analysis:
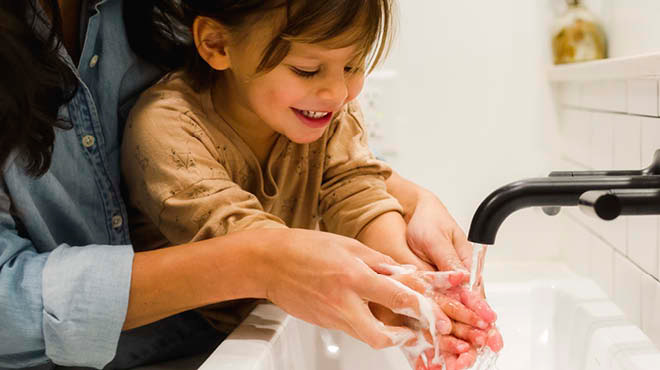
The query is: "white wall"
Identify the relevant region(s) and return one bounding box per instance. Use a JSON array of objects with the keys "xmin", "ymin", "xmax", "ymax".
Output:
[
  {"xmin": 362, "ymin": 0, "xmax": 561, "ymax": 260},
  {"xmin": 362, "ymin": 0, "xmax": 660, "ymax": 347},
  {"xmin": 581, "ymin": 0, "xmax": 660, "ymax": 58},
  {"xmin": 556, "ymin": 78, "xmax": 660, "ymax": 350}
]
